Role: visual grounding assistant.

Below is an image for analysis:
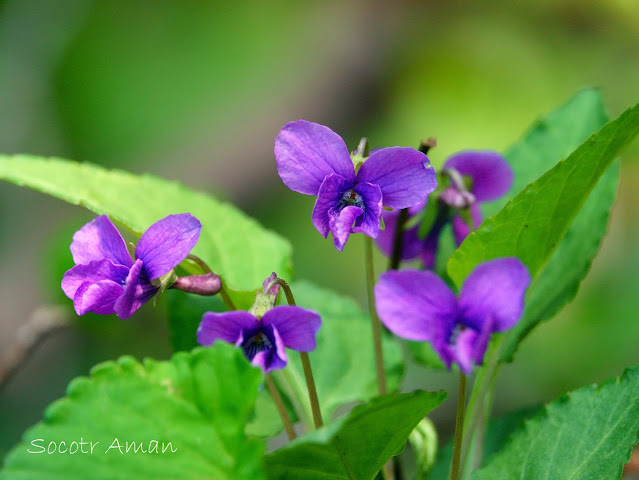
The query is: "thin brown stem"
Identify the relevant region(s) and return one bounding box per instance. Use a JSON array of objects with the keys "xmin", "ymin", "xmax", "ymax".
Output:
[
  {"xmin": 300, "ymin": 352, "xmax": 323, "ymax": 429},
  {"xmin": 265, "ymin": 277, "xmax": 323, "ymax": 428},
  {"xmin": 450, "ymin": 372, "xmax": 467, "ymax": 480},
  {"xmin": 186, "ymin": 254, "xmax": 212, "ymax": 273},
  {"xmin": 265, "ymin": 375, "xmax": 296, "ymax": 441},
  {"xmin": 0, "ymin": 306, "xmax": 70, "ymax": 391},
  {"xmin": 218, "ymin": 288, "xmax": 236, "ymax": 311}
]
